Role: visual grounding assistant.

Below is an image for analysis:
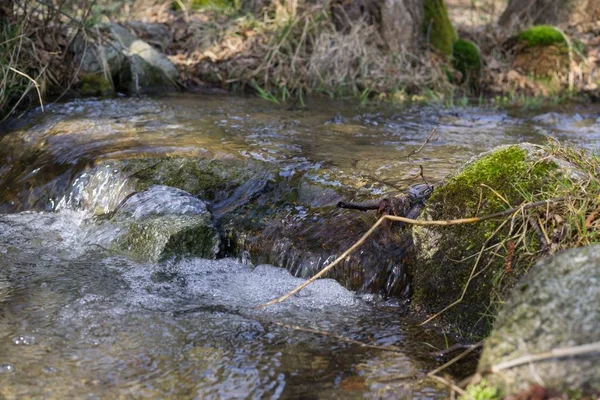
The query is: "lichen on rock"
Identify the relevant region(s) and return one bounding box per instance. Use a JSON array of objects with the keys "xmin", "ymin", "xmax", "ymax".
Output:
[{"xmin": 478, "ymin": 245, "xmax": 600, "ymax": 395}]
